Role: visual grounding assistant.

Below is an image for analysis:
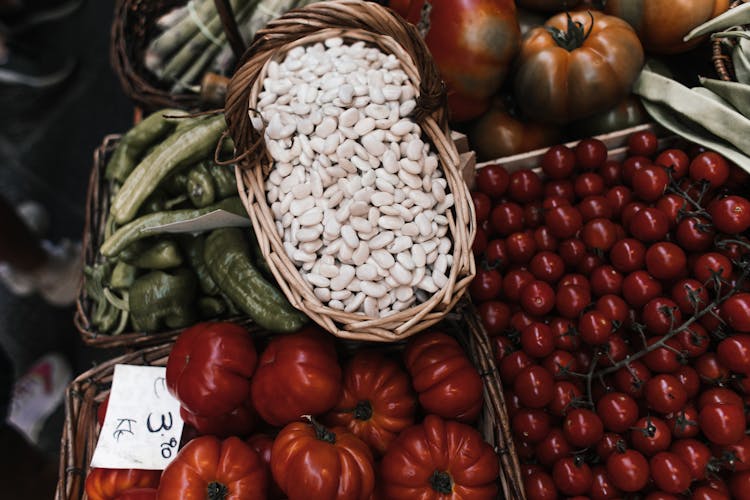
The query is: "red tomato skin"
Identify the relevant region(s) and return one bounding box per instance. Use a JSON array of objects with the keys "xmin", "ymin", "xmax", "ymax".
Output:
[
  {"xmin": 709, "ymin": 195, "xmax": 750, "ymax": 234},
  {"xmin": 563, "ymin": 408, "xmax": 604, "ymax": 448},
  {"xmin": 649, "ymin": 452, "xmax": 692, "ymax": 494},
  {"xmin": 552, "ymin": 457, "xmax": 593, "ymax": 496},
  {"xmin": 606, "ymin": 448, "xmax": 650, "ymax": 492},
  {"xmin": 597, "ymin": 392, "xmax": 639, "ymax": 433},
  {"xmin": 700, "ymin": 403, "xmax": 746, "ymax": 446},
  {"xmin": 86, "ymin": 469, "xmax": 161, "ymax": 500},
  {"xmin": 721, "ymin": 294, "xmax": 750, "ymax": 333}
]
